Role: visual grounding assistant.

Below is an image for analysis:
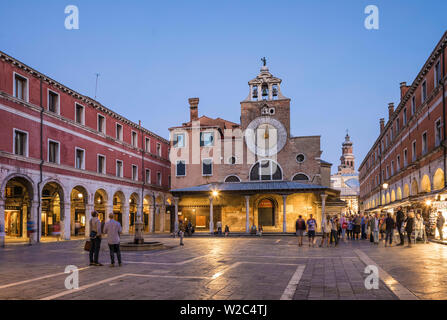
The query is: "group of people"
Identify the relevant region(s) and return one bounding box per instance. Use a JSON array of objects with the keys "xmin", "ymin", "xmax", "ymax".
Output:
[
  {"xmin": 295, "ymin": 208, "xmax": 446, "ymax": 248},
  {"xmin": 87, "ymin": 211, "xmax": 123, "ymax": 267}
]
